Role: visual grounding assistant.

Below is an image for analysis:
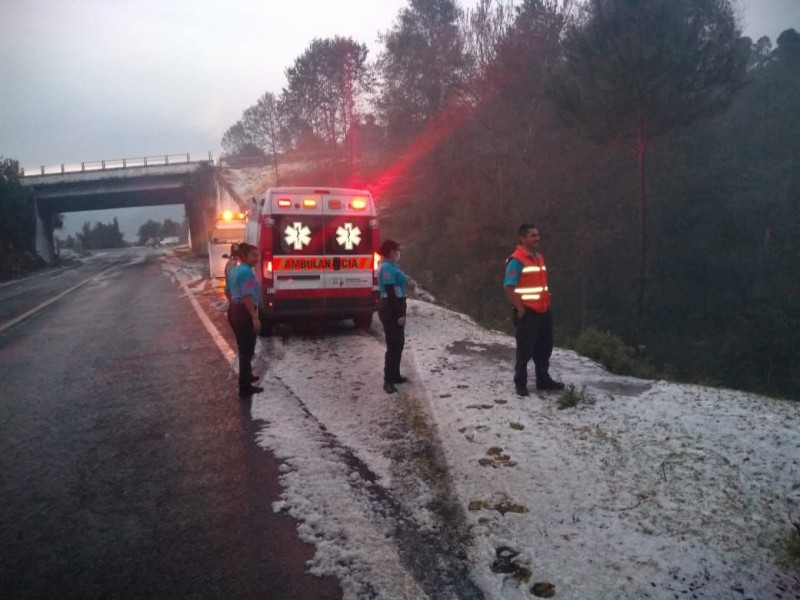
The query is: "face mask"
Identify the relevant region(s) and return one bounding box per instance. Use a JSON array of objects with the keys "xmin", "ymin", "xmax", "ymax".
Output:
[{"xmin": 395, "ymin": 251, "xmax": 401, "ymax": 261}]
